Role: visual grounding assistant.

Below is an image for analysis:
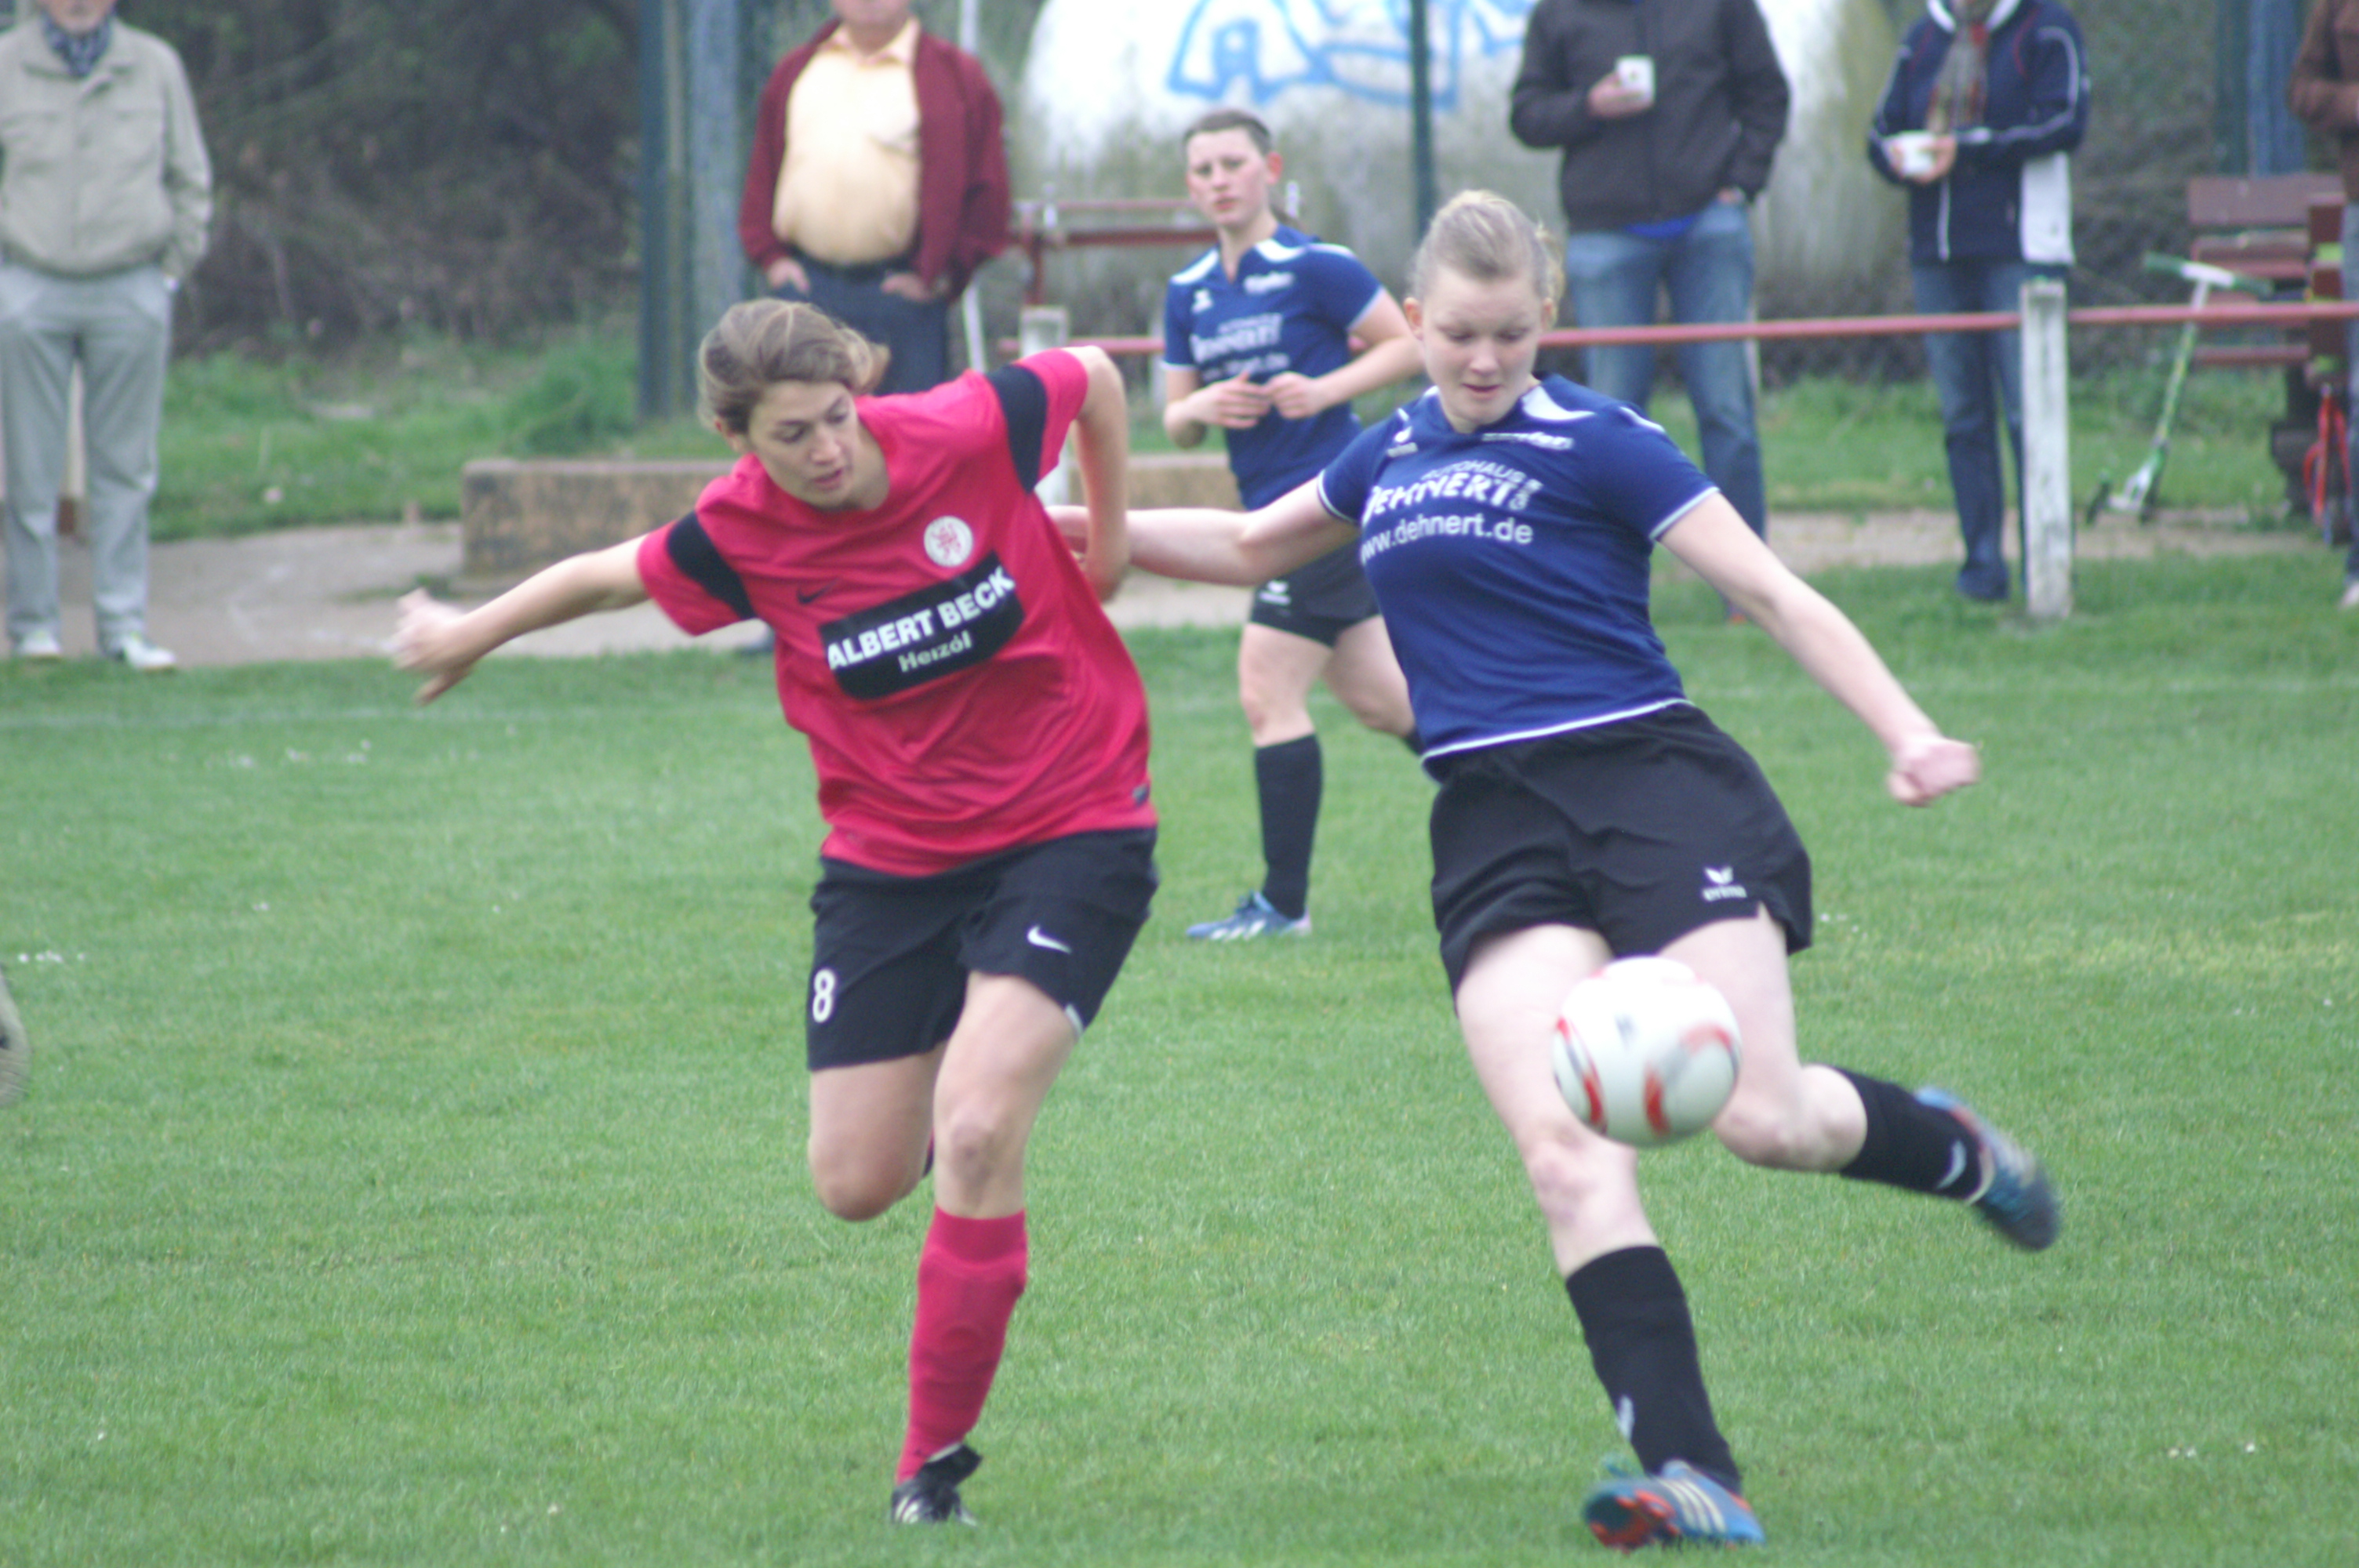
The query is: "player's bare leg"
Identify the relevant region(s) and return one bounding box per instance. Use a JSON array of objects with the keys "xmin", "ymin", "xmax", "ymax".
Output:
[
  {"xmin": 1319, "ymin": 615, "xmax": 1414, "ymax": 738},
  {"xmin": 807, "ymin": 1048, "xmax": 941, "ymax": 1221},
  {"xmin": 1456, "ymin": 923, "xmax": 1748, "ymax": 1526},
  {"xmin": 928, "ymin": 974, "xmax": 1076, "ymax": 1219},
  {"xmin": 890, "ymin": 973, "xmax": 1077, "ymax": 1520},
  {"xmin": 1662, "ymin": 909, "xmax": 1866, "ymax": 1171},
  {"xmin": 1452, "ymin": 923, "xmax": 1651, "ymax": 1275}
]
